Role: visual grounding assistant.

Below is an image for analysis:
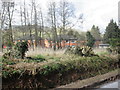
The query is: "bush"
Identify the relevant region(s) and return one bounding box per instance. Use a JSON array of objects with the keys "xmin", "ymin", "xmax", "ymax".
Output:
[
  {"xmin": 65, "ymin": 46, "xmax": 98, "ymax": 57},
  {"xmin": 14, "ymin": 41, "xmax": 28, "ymax": 59},
  {"xmin": 109, "ymin": 38, "xmax": 120, "ymax": 54},
  {"xmin": 2, "ymin": 49, "xmax": 15, "ymax": 59},
  {"xmin": 3, "ymin": 41, "xmax": 28, "ymax": 59},
  {"xmin": 106, "ymin": 47, "xmax": 120, "ymax": 54}
]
